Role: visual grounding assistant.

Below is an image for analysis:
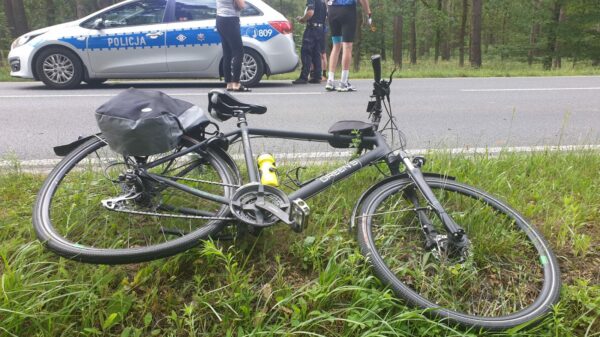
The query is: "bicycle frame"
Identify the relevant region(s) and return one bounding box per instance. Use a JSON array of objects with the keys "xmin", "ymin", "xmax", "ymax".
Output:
[
  {"xmin": 138, "ymin": 115, "xmax": 467, "ymax": 247},
  {"xmin": 141, "ymin": 120, "xmax": 397, "ymax": 204}
]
